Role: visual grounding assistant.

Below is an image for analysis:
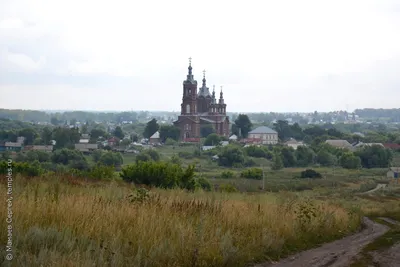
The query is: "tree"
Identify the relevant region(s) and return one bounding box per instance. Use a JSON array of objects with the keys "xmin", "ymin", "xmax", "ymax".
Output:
[
  {"xmin": 25, "ymin": 150, "xmax": 50, "ymax": 163},
  {"xmin": 18, "ymin": 128, "xmax": 39, "ymax": 145},
  {"xmin": 131, "ymin": 133, "xmax": 139, "ymax": 142},
  {"xmin": 143, "ymin": 119, "xmax": 159, "ymax": 139},
  {"xmin": 52, "ymin": 127, "xmax": 80, "ymax": 149},
  {"xmin": 92, "ymin": 150, "xmax": 103, "ymax": 163},
  {"xmin": 81, "ymin": 124, "xmax": 88, "ymax": 134},
  {"xmin": 90, "ymin": 128, "xmax": 107, "ymax": 140},
  {"xmin": 200, "ymin": 124, "xmax": 215, "ymax": 138},
  {"xmin": 273, "ymin": 120, "xmax": 292, "ymax": 141},
  {"xmin": 234, "ymin": 114, "xmax": 252, "ymax": 138},
  {"xmin": 290, "ymin": 123, "xmax": 305, "ymax": 140},
  {"xmin": 355, "ymin": 145, "xmax": 393, "ymax": 168},
  {"xmin": 316, "ymin": 150, "xmax": 337, "ymax": 166},
  {"xmin": 120, "ymin": 139, "xmax": 132, "ymax": 147},
  {"xmin": 280, "ymin": 147, "xmax": 297, "ymax": 167},
  {"xmin": 218, "ymin": 145, "xmax": 245, "ymax": 167},
  {"xmin": 51, "ymin": 117, "xmax": 61, "ymax": 126},
  {"xmin": 295, "ymin": 146, "xmax": 315, "ymax": 167},
  {"xmin": 70, "ymin": 118, "xmax": 77, "ymax": 126},
  {"xmin": 113, "ymin": 126, "xmax": 125, "ymax": 139},
  {"xmin": 339, "ymin": 152, "xmax": 361, "ymax": 169},
  {"xmin": 136, "ymin": 149, "xmax": 160, "ymax": 163},
  {"xmin": 51, "ymin": 148, "xmax": 87, "ymax": 167},
  {"xmin": 98, "ymin": 151, "xmax": 123, "ymax": 167},
  {"xmin": 204, "ymin": 133, "xmax": 221, "ymax": 146},
  {"xmin": 271, "ymin": 153, "xmax": 284, "ymax": 170},
  {"xmin": 159, "ymin": 125, "xmax": 180, "ymax": 142},
  {"xmin": 40, "ymin": 127, "xmax": 53, "ymax": 145}
]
